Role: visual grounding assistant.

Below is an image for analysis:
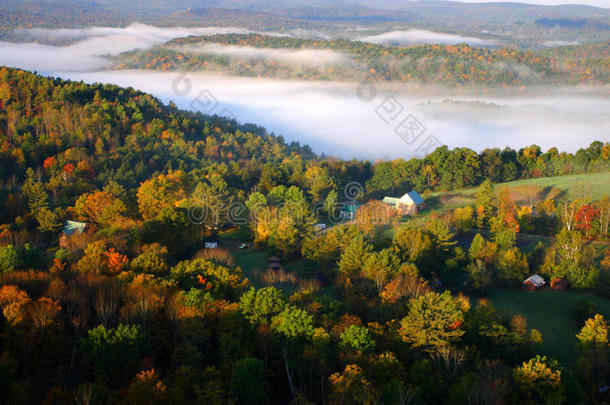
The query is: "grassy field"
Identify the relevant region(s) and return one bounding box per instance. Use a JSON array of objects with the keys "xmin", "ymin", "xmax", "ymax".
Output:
[
  {"xmin": 490, "ymin": 289, "xmax": 610, "ymax": 364},
  {"xmin": 424, "ymin": 172, "xmax": 610, "ymax": 217},
  {"xmin": 437, "ymin": 172, "xmax": 610, "ymax": 200},
  {"xmin": 231, "ymin": 249, "xmax": 268, "ymax": 288}
]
